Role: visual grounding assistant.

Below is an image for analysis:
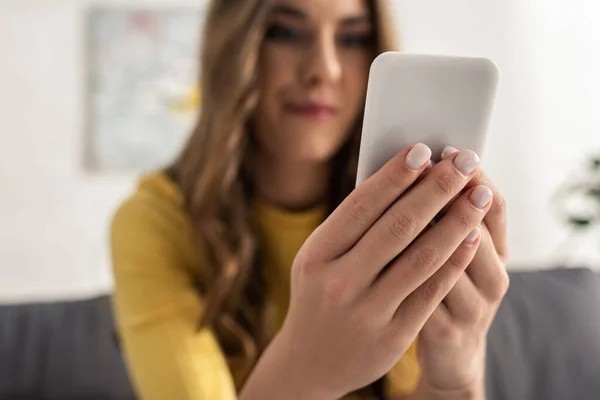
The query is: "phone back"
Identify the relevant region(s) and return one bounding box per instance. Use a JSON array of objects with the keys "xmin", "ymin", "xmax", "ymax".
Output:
[{"xmin": 356, "ymin": 52, "xmax": 499, "ymax": 186}]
